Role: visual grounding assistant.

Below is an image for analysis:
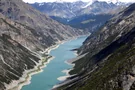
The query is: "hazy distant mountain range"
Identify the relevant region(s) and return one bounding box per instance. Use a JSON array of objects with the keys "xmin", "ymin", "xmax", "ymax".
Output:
[
  {"xmin": 24, "ymin": 0, "xmax": 135, "ymax": 4},
  {"xmin": 30, "ymin": 1, "xmax": 130, "ymax": 31},
  {"xmin": 30, "ymin": 0, "xmax": 130, "ymax": 18}
]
